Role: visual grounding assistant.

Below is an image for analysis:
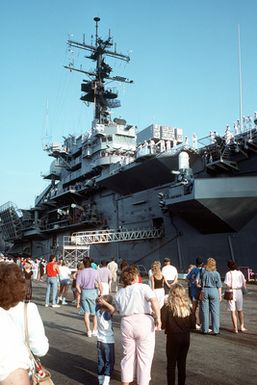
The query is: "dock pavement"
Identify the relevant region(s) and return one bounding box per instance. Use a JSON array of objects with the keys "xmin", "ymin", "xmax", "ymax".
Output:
[{"xmin": 33, "ymin": 281, "xmax": 257, "ymax": 385}]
